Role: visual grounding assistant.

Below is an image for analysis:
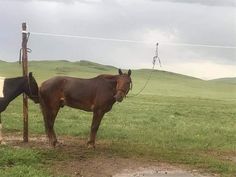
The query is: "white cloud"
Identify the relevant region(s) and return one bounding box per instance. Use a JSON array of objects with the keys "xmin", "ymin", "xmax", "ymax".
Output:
[
  {"xmin": 141, "ymin": 28, "xmax": 179, "ymax": 44},
  {"xmin": 151, "ymin": 0, "xmax": 236, "ymax": 7},
  {"xmin": 163, "ymin": 61, "xmax": 236, "ymax": 80},
  {"xmin": 0, "ymin": 0, "xmax": 235, "ymax": 79}
]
